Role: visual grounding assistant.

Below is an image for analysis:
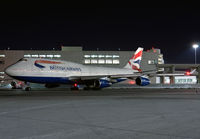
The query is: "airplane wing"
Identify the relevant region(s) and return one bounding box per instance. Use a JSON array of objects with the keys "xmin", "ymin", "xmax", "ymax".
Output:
[
  {"xmin": 69, "ymin": 74, "xmax": 138, "ymax": 80},
  {"xmin": 68, "ymin": 67, "xmax": 198, "ymax": 81},
  {"xmin": 69, "ymin": 69, "xmax": 157, "ymax": 81}
]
